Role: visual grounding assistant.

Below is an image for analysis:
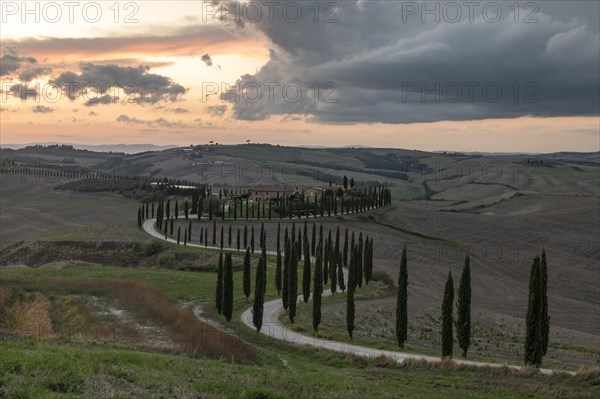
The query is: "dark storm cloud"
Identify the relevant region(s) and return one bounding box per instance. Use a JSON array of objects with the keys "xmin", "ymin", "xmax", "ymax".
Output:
[
  {"xmin": 227, "ymin": 1, "xmax": 599, "ymax": 123},
  {"xmin": 51, "ymin": 63, "xmax": 187, "ymax": 105},
  {"xmin": 18, "ymin": 67, "xmax": 52, "ymax": 82},
  {"xmin": 0, "ymin": 46, "xmax": 37, "ymax": 76}
]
